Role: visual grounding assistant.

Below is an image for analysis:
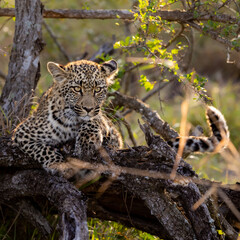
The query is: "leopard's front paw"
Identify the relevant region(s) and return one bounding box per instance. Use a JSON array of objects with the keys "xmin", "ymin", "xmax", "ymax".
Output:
[
  {"xmin": 74, "ymin": 142, "xmax": 98, "ymax": 159},
  {"xmin": 75, "ymin": 131, "xmax": 103, "ymax": 159}
]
